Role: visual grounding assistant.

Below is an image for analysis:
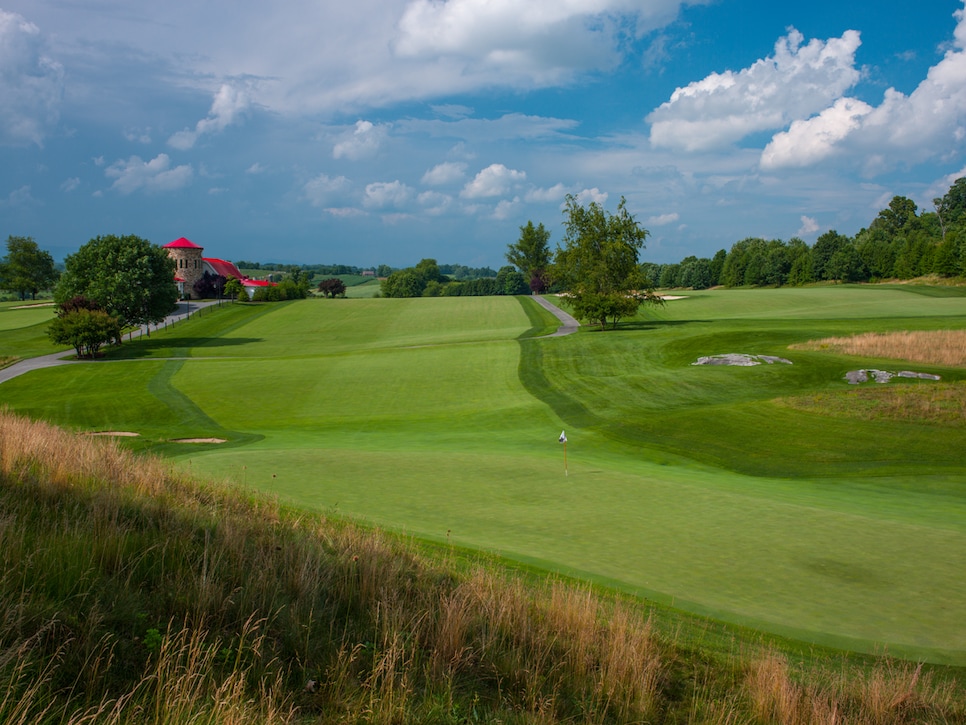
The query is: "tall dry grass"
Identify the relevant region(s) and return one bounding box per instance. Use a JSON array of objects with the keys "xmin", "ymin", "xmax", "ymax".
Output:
[
  {"xmin": 794, "ymin": 330, "xmax": 966, "ymax": 367},
  {"xmin": 0, "ymin": 410, "xmax": 963, "ymax": 724}
]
